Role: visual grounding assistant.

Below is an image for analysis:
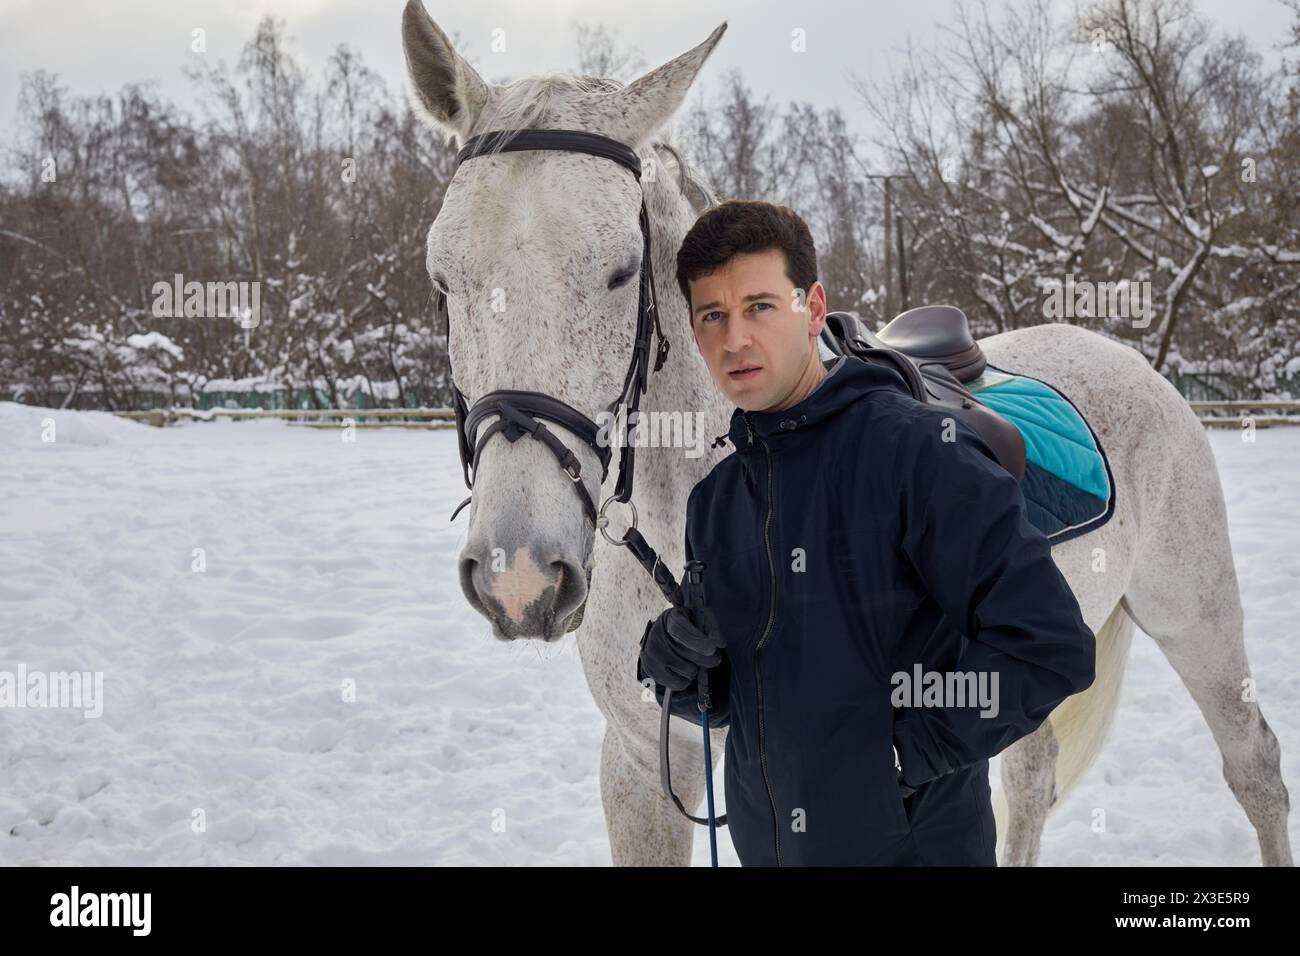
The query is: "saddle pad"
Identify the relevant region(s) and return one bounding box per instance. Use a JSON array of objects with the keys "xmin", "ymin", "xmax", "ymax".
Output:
[{"xmin": 965, "ymin": 365, "xmax": 1116, "ymax": 545}]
